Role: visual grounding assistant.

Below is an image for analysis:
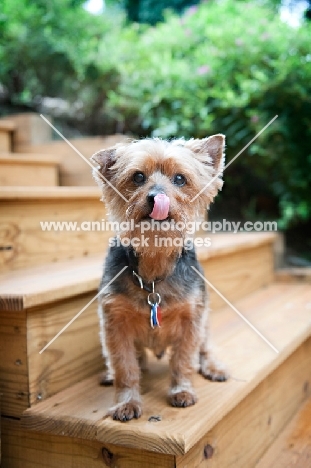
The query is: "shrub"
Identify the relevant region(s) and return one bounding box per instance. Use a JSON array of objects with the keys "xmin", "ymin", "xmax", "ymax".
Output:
[{"xmin": 107, "ymin": 0, "xmax": 311, "ymax": 226}]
